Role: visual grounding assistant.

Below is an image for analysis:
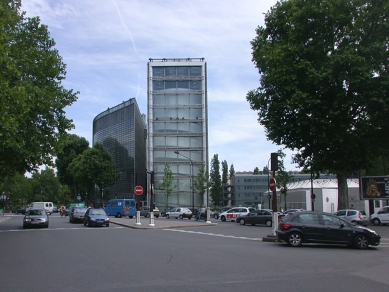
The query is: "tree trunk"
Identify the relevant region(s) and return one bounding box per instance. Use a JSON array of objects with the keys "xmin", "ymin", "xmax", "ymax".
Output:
[{"xmin": 337, "ymin": 173, "xmax": 349, "ymax": 210}]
